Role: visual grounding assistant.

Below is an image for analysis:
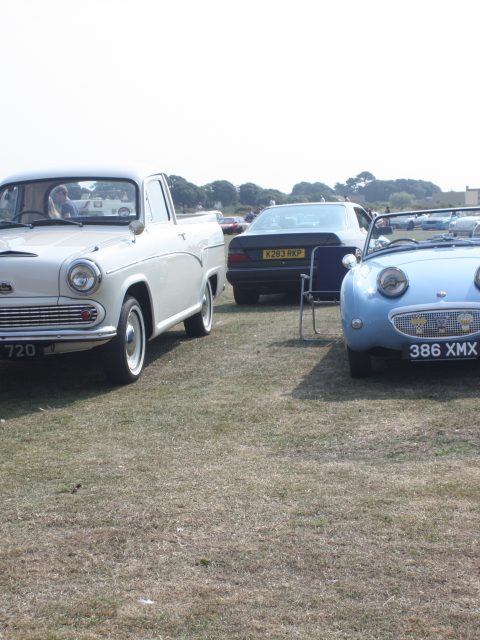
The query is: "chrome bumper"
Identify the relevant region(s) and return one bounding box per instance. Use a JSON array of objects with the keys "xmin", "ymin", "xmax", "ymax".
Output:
[{"xmin": 0, "ymin": 326, "xmax": 117, "ymax": 342}]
